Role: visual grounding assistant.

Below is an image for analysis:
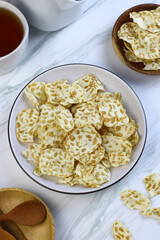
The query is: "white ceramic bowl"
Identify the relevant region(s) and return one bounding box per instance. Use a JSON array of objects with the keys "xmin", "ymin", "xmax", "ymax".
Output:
[
  {"xmin": 8, "ymin": 64, "xmax": 147, "ymax": 194},
  {"xmin": 0, "ymin": 1, "xmax": 29, "ymax": 75}
]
